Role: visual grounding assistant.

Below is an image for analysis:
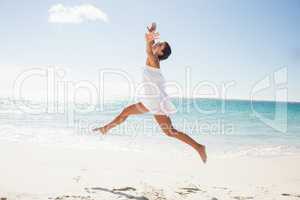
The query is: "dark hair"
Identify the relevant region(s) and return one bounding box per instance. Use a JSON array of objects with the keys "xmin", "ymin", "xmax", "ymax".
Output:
[{"xmin": 158, "ymin": 42, "xmax": 171, "ymax": 60}]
